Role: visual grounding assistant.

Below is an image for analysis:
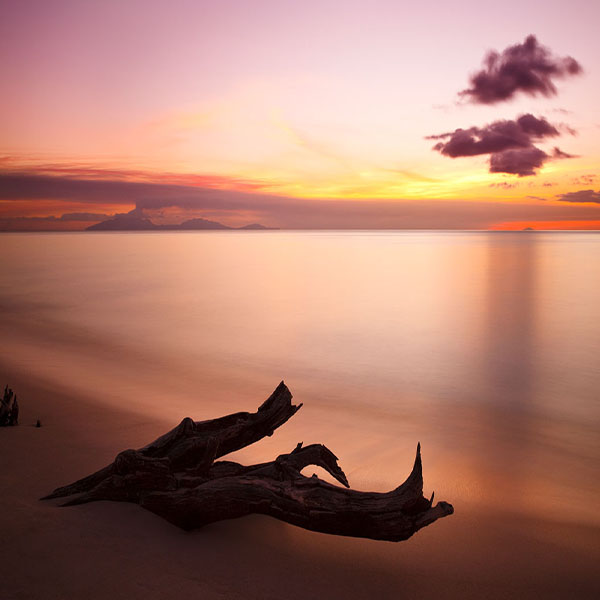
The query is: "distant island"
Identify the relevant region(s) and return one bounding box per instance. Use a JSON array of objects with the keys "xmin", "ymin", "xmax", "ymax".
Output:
[
  {"xmin": 87, "ymin": 211, "xmax": 276, "ymax": 231},
  {"xmin": 0, "ymin": 209, "xmax": 277, "ymax": 232}
]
